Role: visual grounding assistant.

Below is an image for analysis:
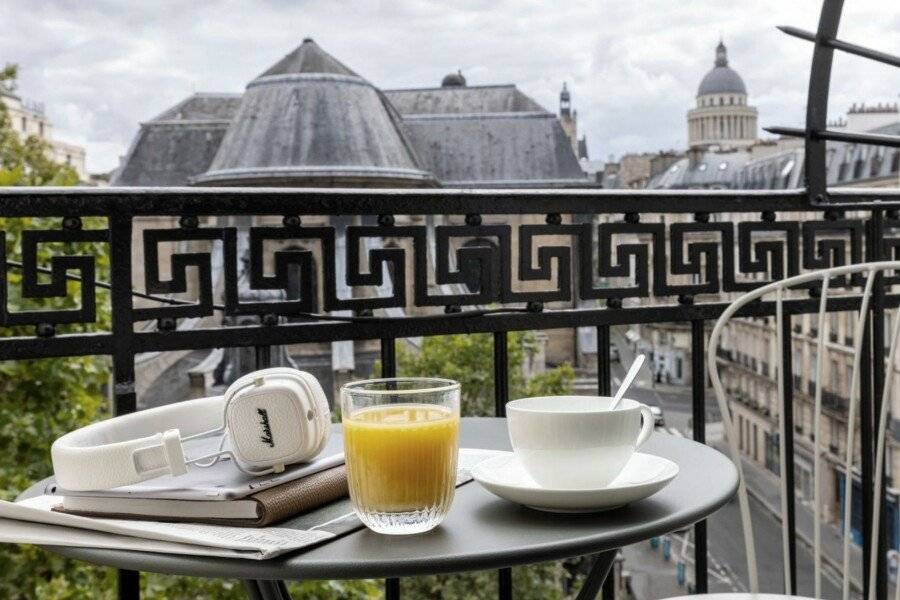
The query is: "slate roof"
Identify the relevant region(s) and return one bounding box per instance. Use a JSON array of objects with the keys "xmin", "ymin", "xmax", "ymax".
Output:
[
  {"xmin": 195, "ymin": 39, "xmax": 434, "ymax": 186},
  {"xmin": 386, "ymin": 81, "xmax": 586, "ymax": 186},
  {"xmin": 384, "ymin": 84, "xmax": 545, "ymax": 115},
  {"xmin": 734, "ymin": 149, "xmax": 804, "ymax": 190},
  {"xmin": 732, "ymin": 122, "xmax": 900, "ymax": 190},
  {"xmin": 649, "ymin": 150, "xmax": 750, "ymax": 189},
  {"xmin": 150, "ymin": 93, "xmax": 242, "ymax": 122},
  {"xmin": 403, "ymin": 112, "xmax": 586, "ymax": 186},
  {"xmin": 258, "ymin": 37, "xmax": 357, "ymax": 78},
  {"xmin": 115, "ymin": 40, "xmax": 589, "ymax": 188},
  {"xmin": 111, "ymin": 93, "xmax": 240, "ymax": 186}
]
